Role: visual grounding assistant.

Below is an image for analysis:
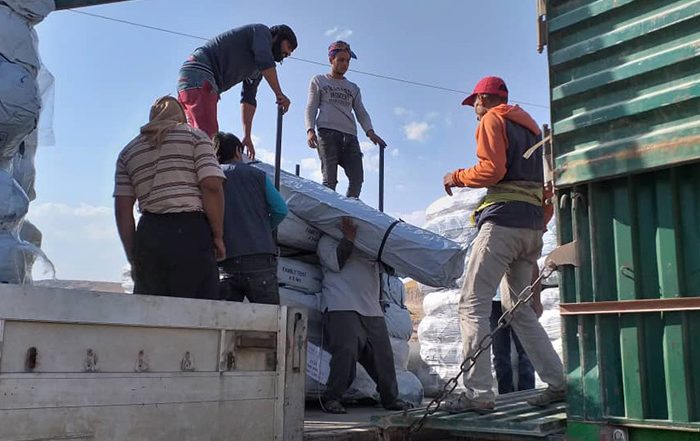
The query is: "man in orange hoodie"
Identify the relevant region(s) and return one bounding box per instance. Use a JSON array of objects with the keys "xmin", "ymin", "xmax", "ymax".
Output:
[{"xmin": 441, "ymin": 77, "xmax": 565, "ymax": 412}]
